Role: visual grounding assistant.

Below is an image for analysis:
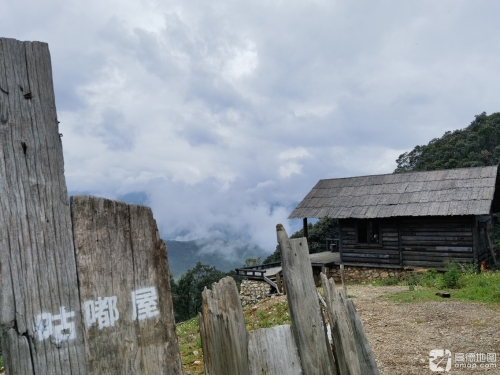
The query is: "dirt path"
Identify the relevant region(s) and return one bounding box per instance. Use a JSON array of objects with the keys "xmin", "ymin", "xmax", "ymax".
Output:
[{"xmin": 348, "ymin": 285, "xmax": 500, "ymax": 374}]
